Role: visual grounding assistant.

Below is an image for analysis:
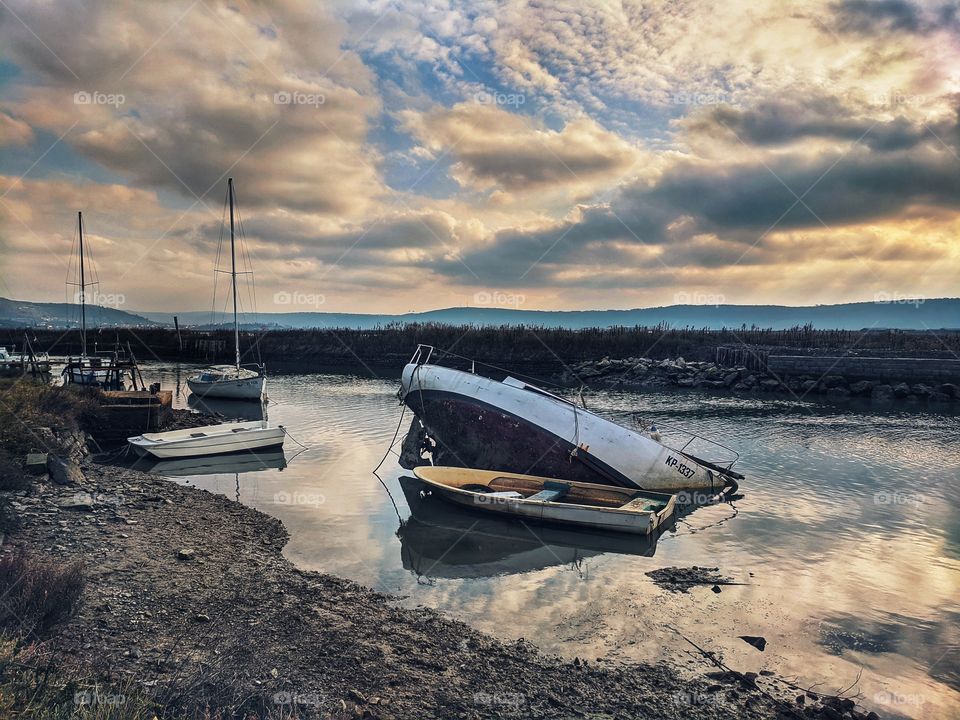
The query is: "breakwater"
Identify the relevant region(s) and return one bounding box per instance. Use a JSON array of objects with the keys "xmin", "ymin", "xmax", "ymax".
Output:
[
  {"xmin": 563, "ymin": 355, "xmax": 960, "ymax": 402},
  {"xmin": 15, "ymin": 324, "xmax": 960, "ymax": 368}
]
